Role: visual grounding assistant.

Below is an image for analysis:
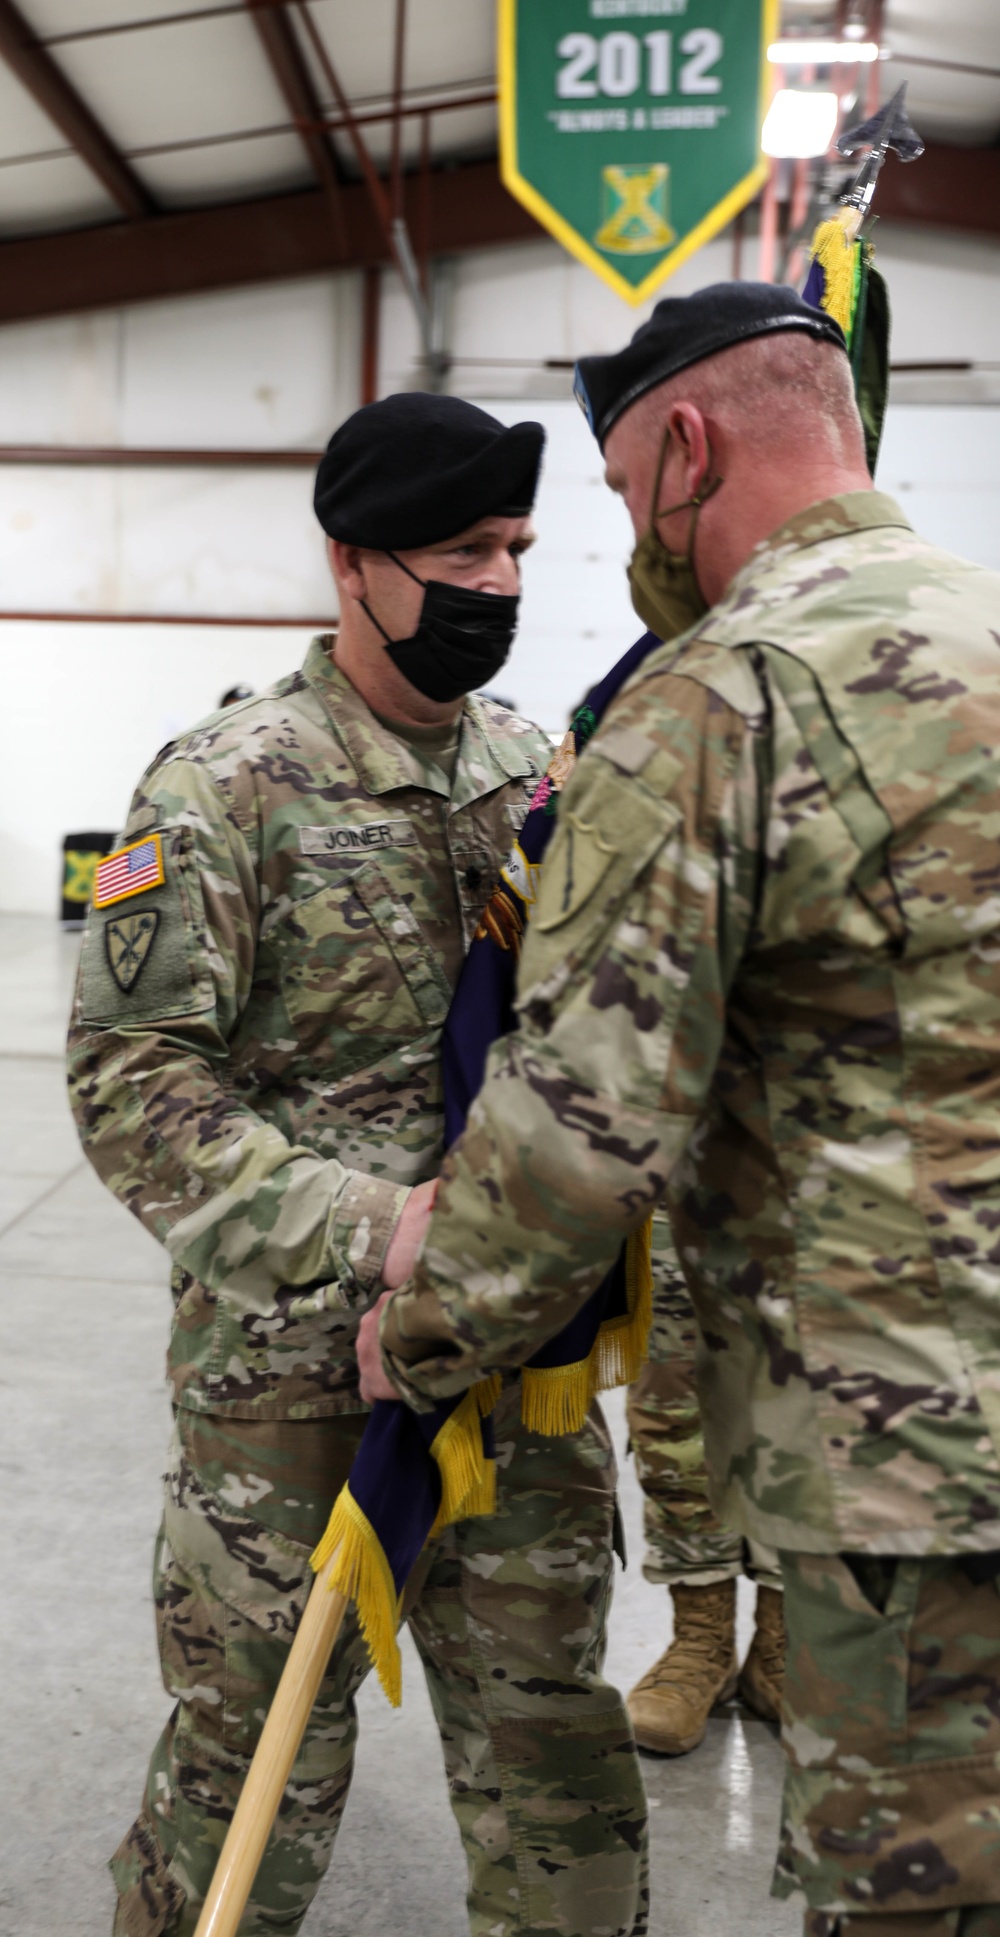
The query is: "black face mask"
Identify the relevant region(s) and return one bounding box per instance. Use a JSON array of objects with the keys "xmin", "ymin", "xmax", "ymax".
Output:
[{"xmin": 361, "ymin": 553, "xmax": 519, "ymax": 704}]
